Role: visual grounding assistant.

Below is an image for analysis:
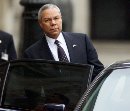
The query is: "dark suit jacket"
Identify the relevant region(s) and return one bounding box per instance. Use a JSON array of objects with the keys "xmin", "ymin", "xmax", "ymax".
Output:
[
  {"xmin": 23, "ymin": 32, "xmax": 104, "ymax": 79},
  {"xmin": 0, "ymin": 31, "xmax": 17, "ymax": 61}
]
